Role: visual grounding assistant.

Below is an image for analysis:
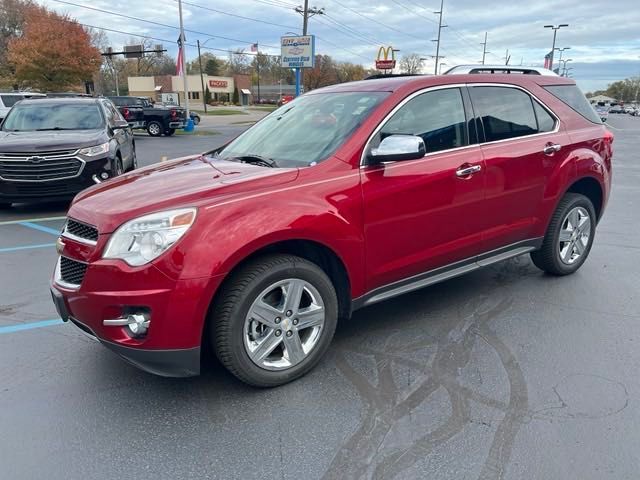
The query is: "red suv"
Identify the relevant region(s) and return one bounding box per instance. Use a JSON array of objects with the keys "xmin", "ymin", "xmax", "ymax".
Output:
[{"xmin": 51, "ymin": 73, "xmax": 612, "ymax": 386}]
